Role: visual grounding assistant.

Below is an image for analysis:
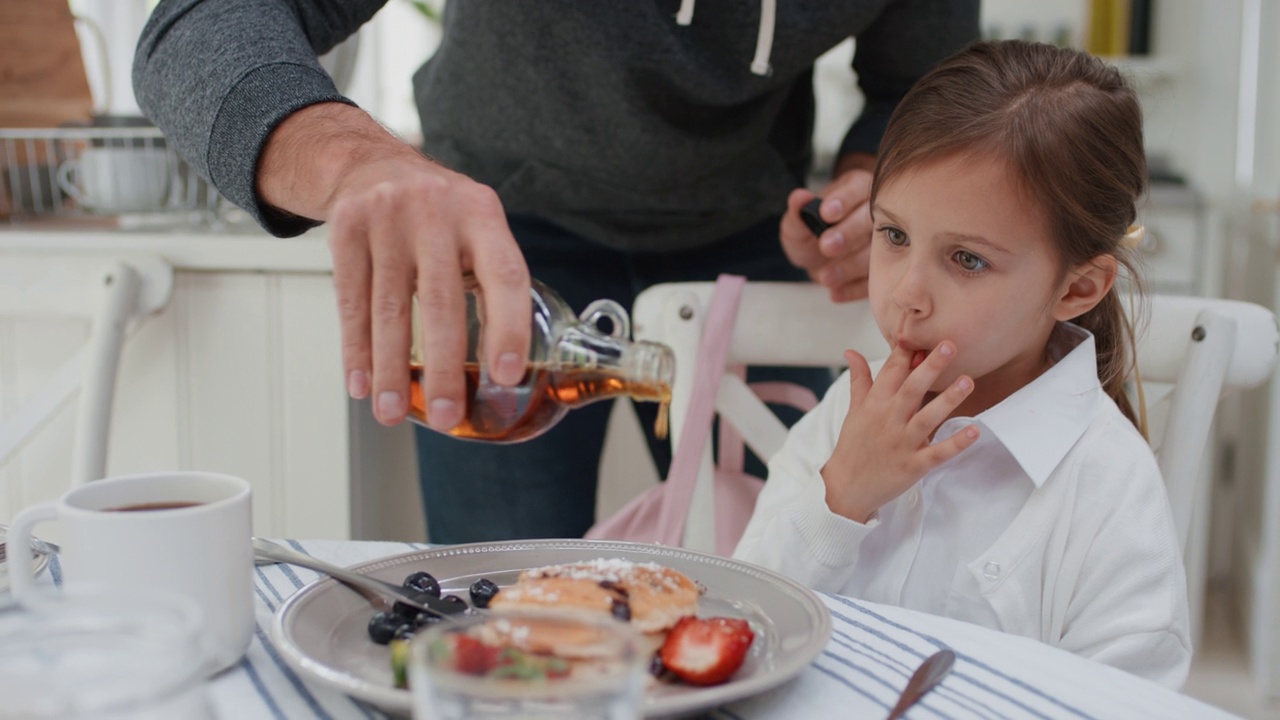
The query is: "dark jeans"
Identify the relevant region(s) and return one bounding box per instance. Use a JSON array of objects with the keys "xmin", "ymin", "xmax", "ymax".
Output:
[{"xmin": 415, "ymin": 214, "xmax": 833, "ymax": 543}]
